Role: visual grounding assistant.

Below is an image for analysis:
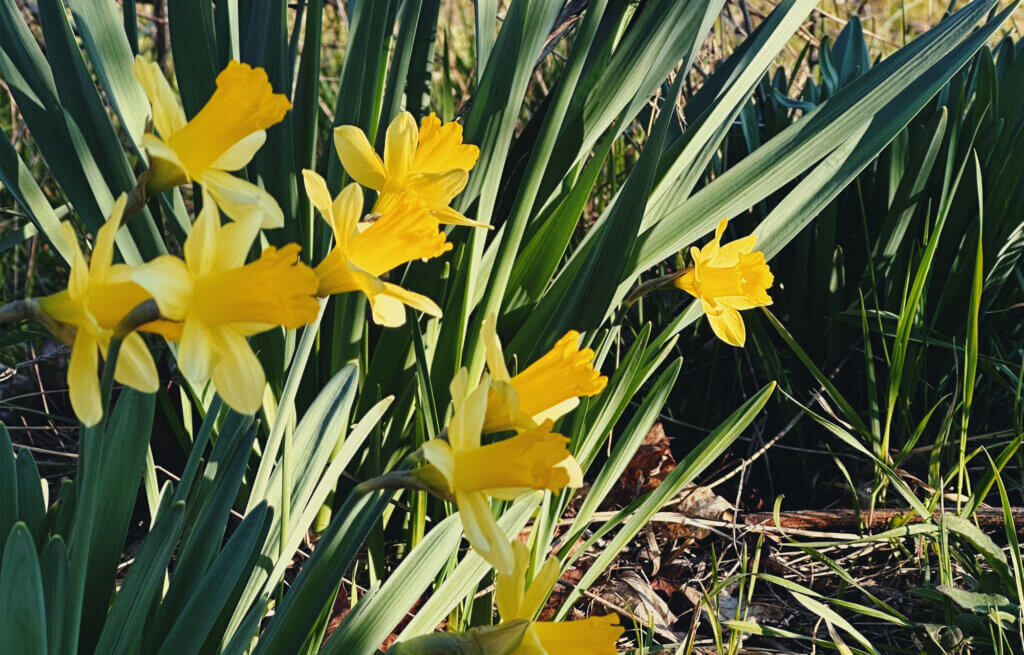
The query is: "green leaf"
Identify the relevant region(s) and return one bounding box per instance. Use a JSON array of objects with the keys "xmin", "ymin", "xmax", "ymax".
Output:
[
  {"xmin": 631, "ymin": 0, "xmax": 1010, "ymax": 276},
  {"xmin": 155, "ymin": 505, "xmax": 271, "ymax": 655},
  {"xmin": 15, "ymin": 449, "xmax": 45, "ymax": 541},
  {"xmin": 67, "ymin": 389, "xmax": 156, "ymax": 653},
  {"xmin": 943, "ymin": 515, "xmax": 1011, "ymax": 582},
  {"xmin": 323, "ymin": 513, "xmax": 463, "ymax": 653},
  {"xmin": 0, "ymin": 424, "xmax": 17, "ymax": 557},
  {"xmin": 0, "ymin": 523, "xmax": 47, "ymax": 655},
  {"xmin": 168, "ymin": 0, "xmax": 219, "ymax": 118},
  {"xmin": 253, "ymin": 488, "xmax": 395, "ymax": 655},
  {"xmin": 66, "ymin": 0, "xmax": 150, "ymax": 144},
  {"xmin": 39, "ymin": 536, "xmax": 70, "ymax": 655},
  {"xmin": 144, "ymin": 413, "xmax": 256, "ymax": 649},
  {"xmin": 571, "ymin": 358, "xmax": 681, "ymax": 533},
  {"xmin": 93, "ymin": 486, "xmax": 186, "ymax": 655},
  {"xmin": 395, "ymin": 494, "xmax": 541, "ymax": 640}
]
